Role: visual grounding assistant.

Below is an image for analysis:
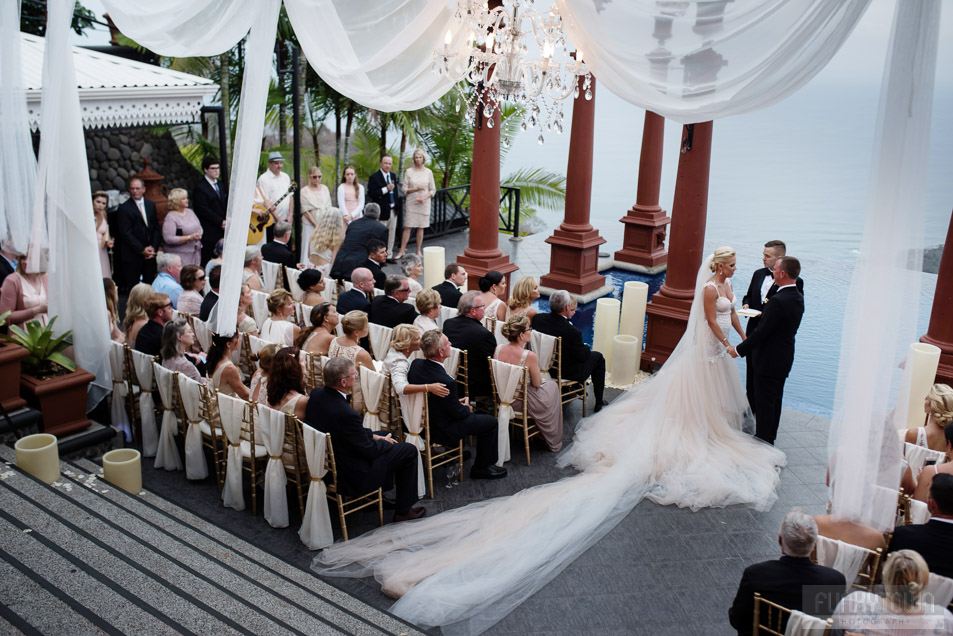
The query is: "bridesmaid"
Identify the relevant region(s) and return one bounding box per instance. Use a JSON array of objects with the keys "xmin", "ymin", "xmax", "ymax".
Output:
[
  {"xmin": 300, "ymin": 166, "xmax": 332, "ymax": 264},
  {"xmin": 92, "ymin": 190, "xmax": 113, "ymax": 277},
  {"xmin": 162, "ymin": 188, "xmax": 203, "ymax": 267},
  {"xmin": 336, "ymin": 166, "xmax": 365, "ymax": 223}
]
